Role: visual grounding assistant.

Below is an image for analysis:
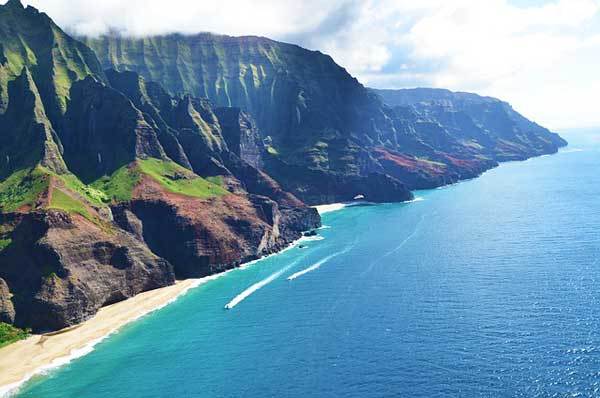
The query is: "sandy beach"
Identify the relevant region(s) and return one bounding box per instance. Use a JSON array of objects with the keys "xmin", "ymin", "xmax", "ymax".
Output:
[
  {"xmin": 313, "ymin": 203, "xmax": 347, "ymax": 214},
  {"xmin": 0, "ymin": 278, "xmax": 205, "ymax": 397},
  {"xmin": 0, "ymin": 206, "xmax": 346, "ymax": 396}
]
